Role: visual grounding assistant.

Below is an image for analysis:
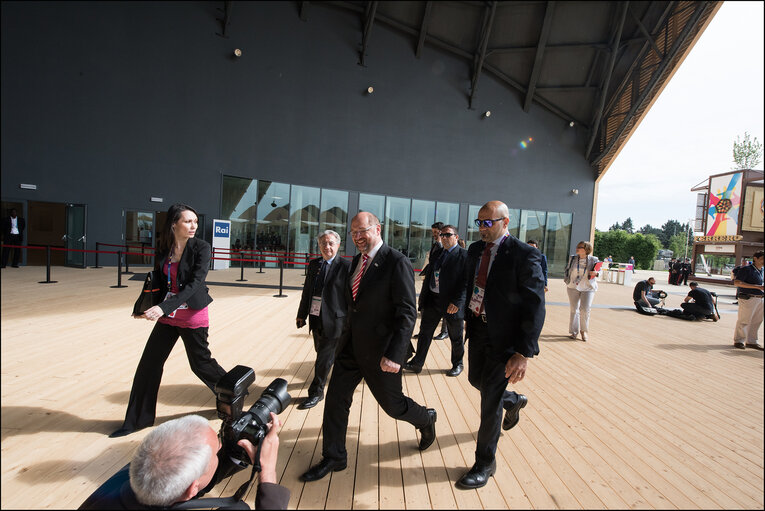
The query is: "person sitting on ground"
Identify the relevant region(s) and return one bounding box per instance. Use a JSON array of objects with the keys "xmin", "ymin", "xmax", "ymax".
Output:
[
  {"xmin": 633, "ymin": 277, "xmax": 660, "ymax": 309},
  {"xmin": 681, "ymin": 282, "xmax": 718, "ymax": 321},
  {"xmin": 80, "ymin": 413, "xmax": 288, "ymax": 510}
]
